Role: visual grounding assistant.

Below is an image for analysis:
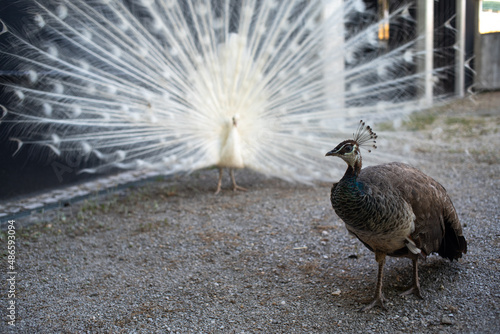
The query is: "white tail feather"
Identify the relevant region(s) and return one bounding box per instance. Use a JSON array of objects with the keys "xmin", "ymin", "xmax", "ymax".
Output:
[
  {"xmin": 405, "ymin": 237, "xmax": 423, "ymax": 256},
  {"xmin": 0, "ymin": 0, "xmax": 453, "ymax": 183}
]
